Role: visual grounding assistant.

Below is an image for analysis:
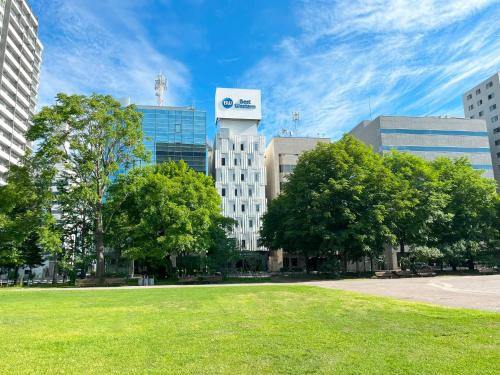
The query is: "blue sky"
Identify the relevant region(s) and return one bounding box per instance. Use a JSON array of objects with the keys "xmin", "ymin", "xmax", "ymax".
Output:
[{"xmin": 30, "ymin": 0, "xmax": 500, "ymax": 142}]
